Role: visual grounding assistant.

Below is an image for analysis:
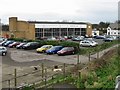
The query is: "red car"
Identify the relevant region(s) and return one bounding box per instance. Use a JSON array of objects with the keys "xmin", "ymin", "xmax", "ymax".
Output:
[
  {"xmin": 57, "ymin": 47, "xmax": 75, "ymax": 55},
  {"xmin": 8, "ymin": 42, "xmax": 20, "ymax": 48}
]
